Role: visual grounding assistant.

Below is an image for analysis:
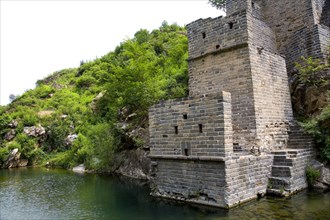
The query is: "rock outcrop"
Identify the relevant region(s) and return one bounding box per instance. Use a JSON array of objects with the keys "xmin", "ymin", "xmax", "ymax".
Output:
[
  {"xmin": 1, "ymin": 148, "xmax": 28, "ymax": 168},
  {"xmin": 23, "ymin": 125, "xmax": 46, "ymax": 137},
  {"xmin": 310, "ymin": 160, "xmax": 330, "ymax": 192},
  {"xmin": 112, "ymin": 148, "xmax": 151, "ymax": 180}
]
